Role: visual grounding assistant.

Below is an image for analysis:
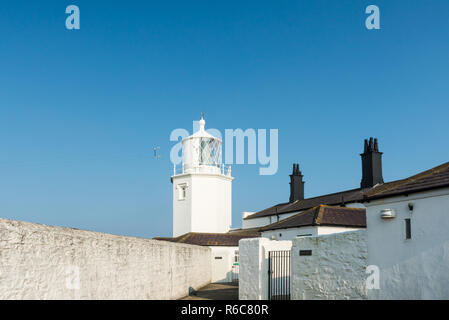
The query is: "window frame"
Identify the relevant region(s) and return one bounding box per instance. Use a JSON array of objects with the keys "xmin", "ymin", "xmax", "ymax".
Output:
[{"xmin": 177, "ymin": 183, "xmax": 187, "ymax": 201}]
